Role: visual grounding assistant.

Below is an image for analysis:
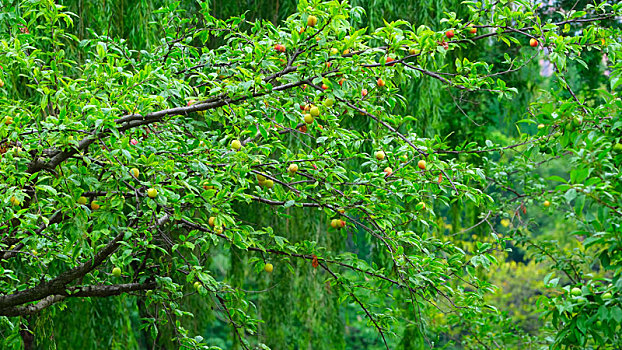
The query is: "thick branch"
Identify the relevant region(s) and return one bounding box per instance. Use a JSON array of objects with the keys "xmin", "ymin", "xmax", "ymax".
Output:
[{"xmin": 0, "ymin": 281, "xmax": 156, "ymax": 317}]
